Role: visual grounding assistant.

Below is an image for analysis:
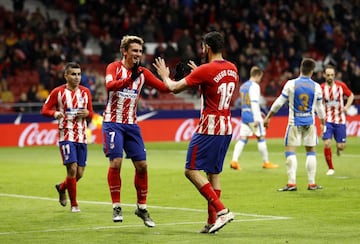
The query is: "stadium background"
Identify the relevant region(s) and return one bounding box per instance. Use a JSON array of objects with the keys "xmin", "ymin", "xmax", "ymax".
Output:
[{"xmin": 1, "ymin": 0, "xmax": 359, "ymax": 145}]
